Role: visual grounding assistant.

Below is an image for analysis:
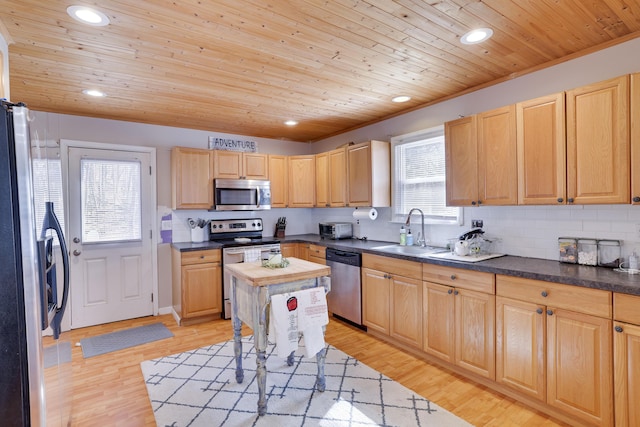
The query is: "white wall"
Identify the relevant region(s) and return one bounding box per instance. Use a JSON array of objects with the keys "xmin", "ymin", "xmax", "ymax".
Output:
[{"xmin": 311, "ymin": 37, "xmax": 640, "ymax": 262}]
